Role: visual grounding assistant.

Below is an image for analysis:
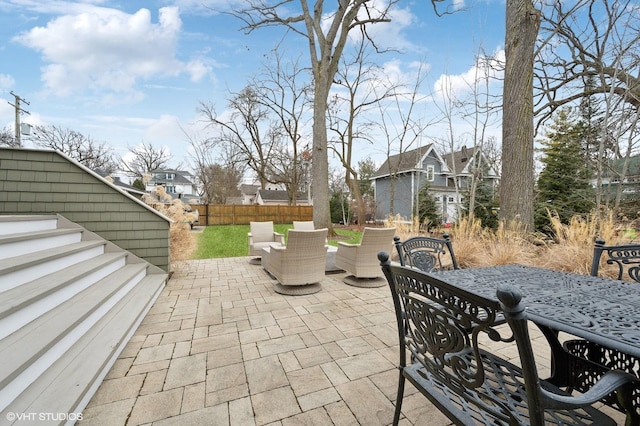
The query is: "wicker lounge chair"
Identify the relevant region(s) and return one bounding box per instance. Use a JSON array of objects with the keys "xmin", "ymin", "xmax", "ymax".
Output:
[
  {"xmin": 263, "ymin": 228, "xmax": 328, "ymax": 295},
  {"xmin": 292, "ymin": 221, "xmax": 315, "ymax": 230},
  {"xmin": 335, "ymin": 227, "xmax": 396, "ymax": 287},
  {"xmin": 247, "ymin": 221, "xmax": 285, "ymax": 264}
]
